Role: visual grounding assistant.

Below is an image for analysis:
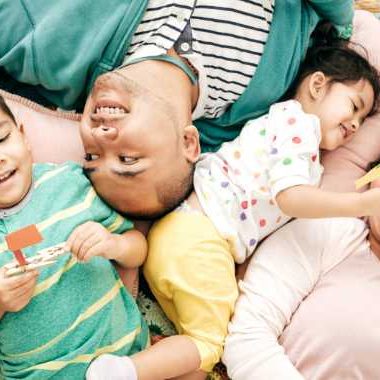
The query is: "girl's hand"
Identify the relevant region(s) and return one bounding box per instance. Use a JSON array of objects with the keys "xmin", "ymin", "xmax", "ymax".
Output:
[
  {"xmin": 66, "ymin": 221, "xmax": 124, "ymax": 262},
  {"xmin": 0, "ymin": 267, "xmax": 38, "ymax": 313}
]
